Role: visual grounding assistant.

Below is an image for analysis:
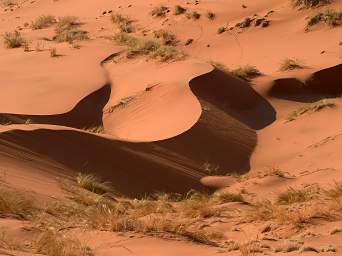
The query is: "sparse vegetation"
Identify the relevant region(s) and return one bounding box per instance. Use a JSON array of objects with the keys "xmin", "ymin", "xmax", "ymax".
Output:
[
  {"xmin": 54, "ymin": 16, "xmax": 88, "ymax": 43},
  {"xmin": 31, "ymin": 15, "xmax": 56, "ymax": 29},
  {"xmin": 111, "ymin": 13, "xmax": 133, "ymax": 33},
  {"xmin": 3, "ymin": 30, "xmax": 25, "ymax": 48},
  {"xmin": 287, "ymin": 99, "xmax": 336, "ymax": 121},
  {"xmin": 151, "ymin": 6, "xmax": 169, "ymax": 17},
  {"xmin": 307, "ymin": 9, "xmax": 342, "ymax": 27},
  {"xmin": 153, "ymin": 29, "xmax": 177, "ymax": 45},
  {"xmin": 291, "ymin": 0, "xmax": 331, "ymax": 8},
  {"xmin": 49, "ymin": 47, "xmax": 57, "ymax": 57},
  {"xmin": 217, "ymin": 26, "xmax": 226, "ymax": 34},
  {"xmin": 76, "ymin": 173, "xmax": 112, "ymax": 195},
  {"xmin": 231, "ymin": 65, "xmax": 262, "ymax": 80},
  {"xmin": 0, "ymin": 229, "xmax": 25, "ymax": 251},
  {"xmin": 174, "ymin": 5, "xmax": 186, "ymax": 15},
  {"xmin": 280, "ymin": 58, "xmax": 304, "ymax": 71},
  {"xmin": 114, "ymin": 32, "xmax": 184, "ymax": 61},
  {"xmin": 217, "ymin": 192, "xmax": 246, "ymax": 203}
]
